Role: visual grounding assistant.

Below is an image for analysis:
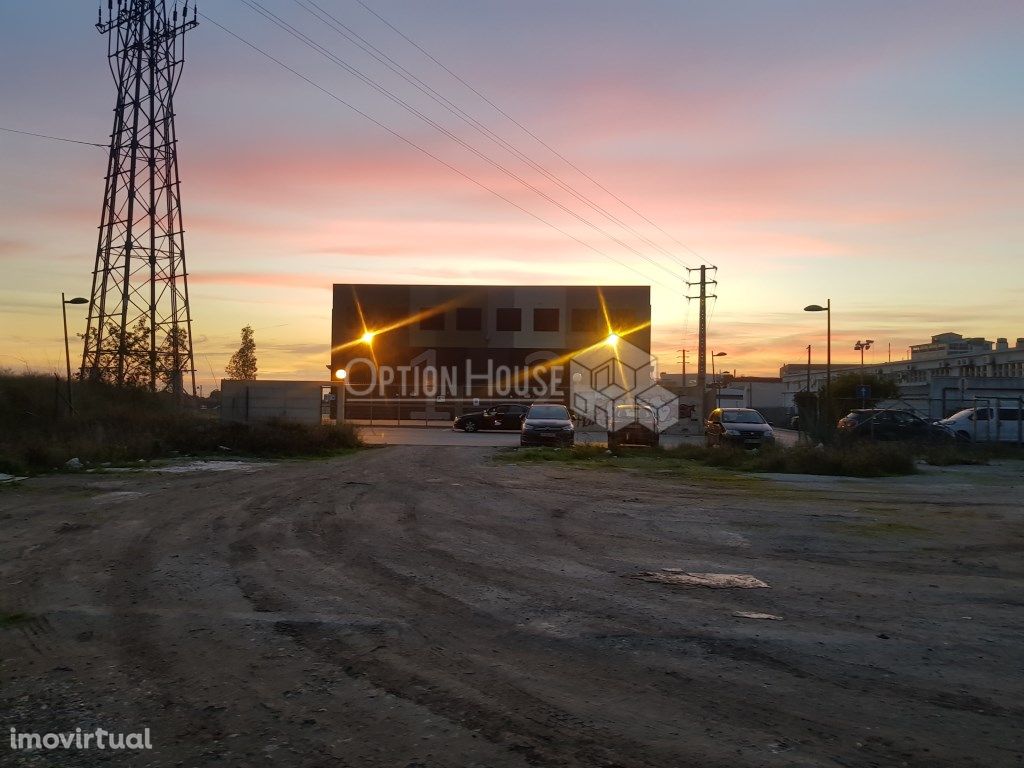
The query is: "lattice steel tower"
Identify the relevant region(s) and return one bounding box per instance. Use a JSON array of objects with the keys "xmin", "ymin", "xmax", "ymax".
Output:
[{"xmin": 82, "ymin": 0, "xmax": 198, "ymax": 397}]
